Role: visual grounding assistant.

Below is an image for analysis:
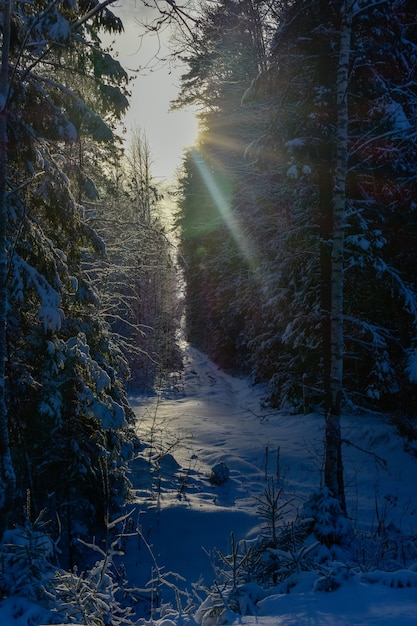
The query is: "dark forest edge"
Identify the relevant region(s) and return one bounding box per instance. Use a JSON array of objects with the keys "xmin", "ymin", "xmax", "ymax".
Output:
[{"xmin": 177, "ymin": 0, "xmax": 417, "ymax": 418}]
